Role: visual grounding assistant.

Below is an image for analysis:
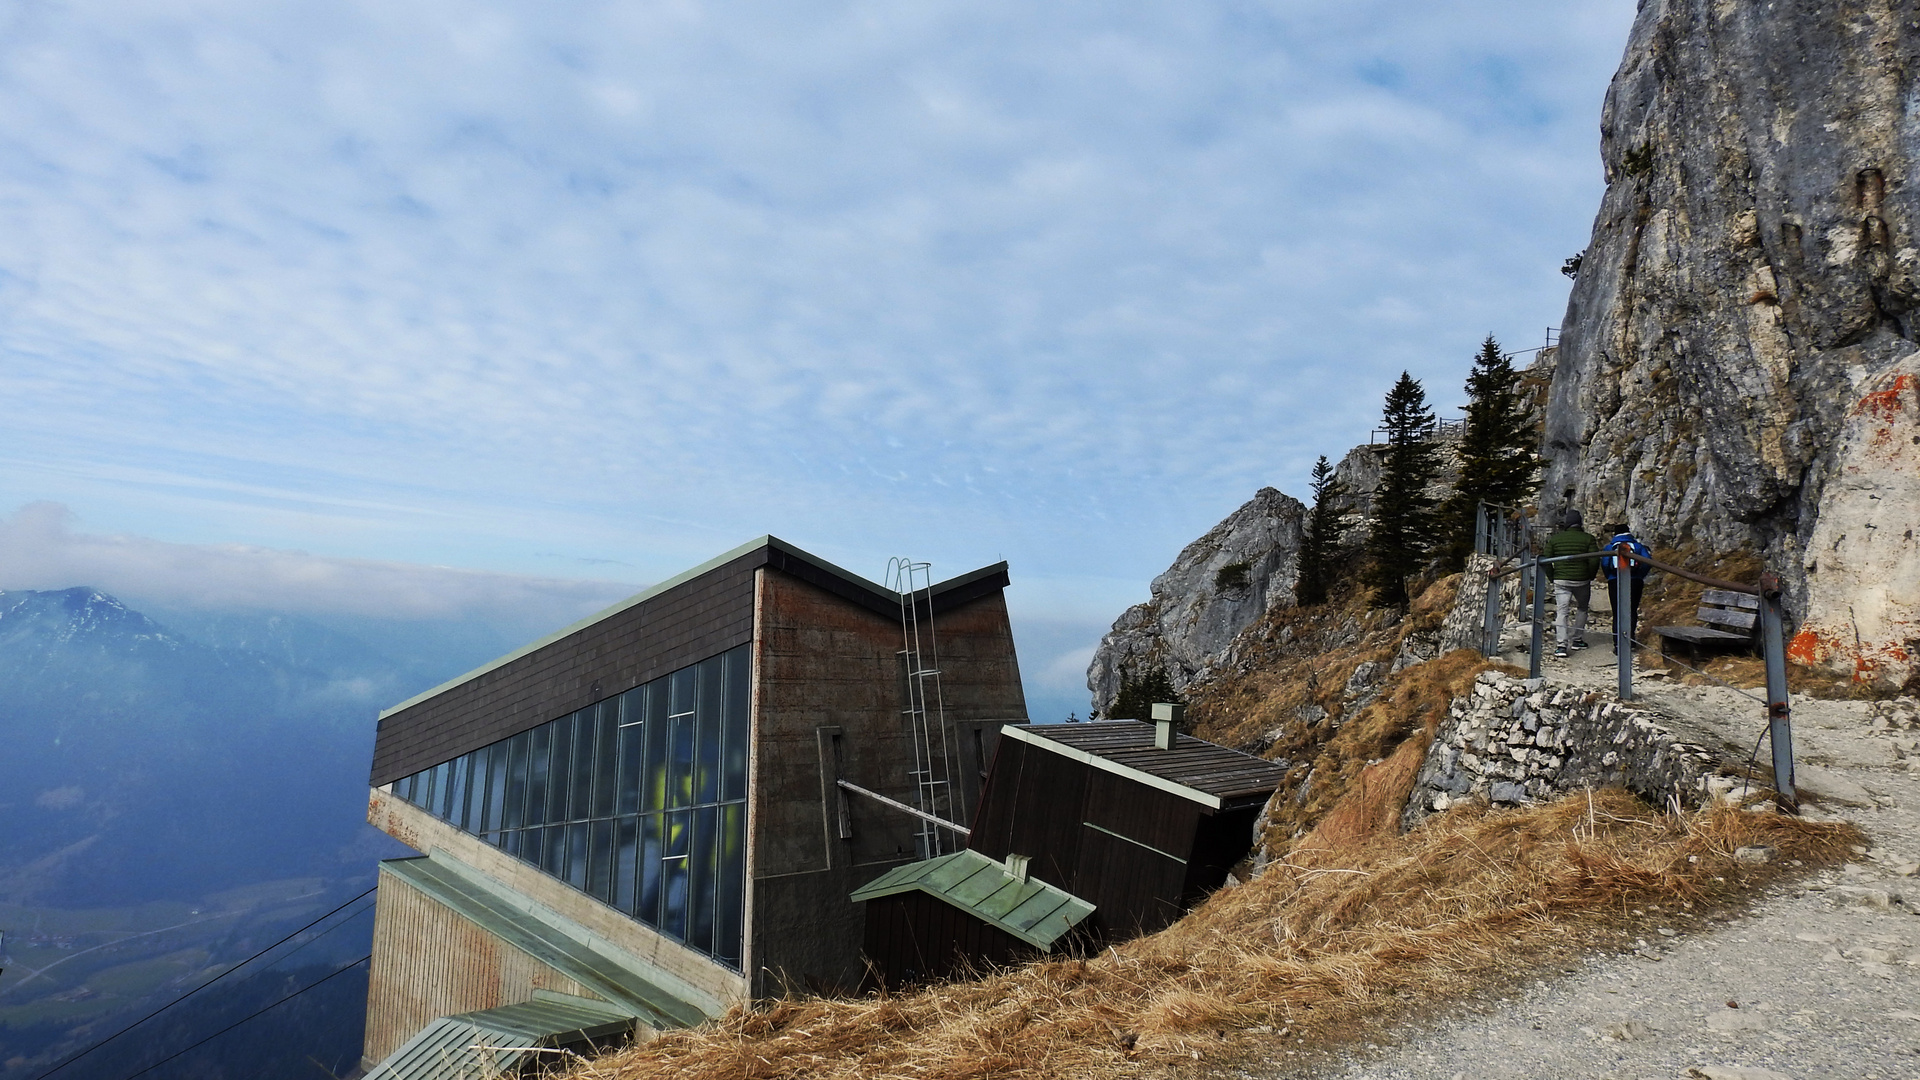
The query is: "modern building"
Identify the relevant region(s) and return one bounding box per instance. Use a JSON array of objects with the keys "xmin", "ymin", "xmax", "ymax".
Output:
[
  {"xmin": 854, "ymin": 709, "xmax": 1285, "ymax": 985},
  {"xmin": 359, "ymin": 536, "xmax": 1027, "ymax": 1070}
]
